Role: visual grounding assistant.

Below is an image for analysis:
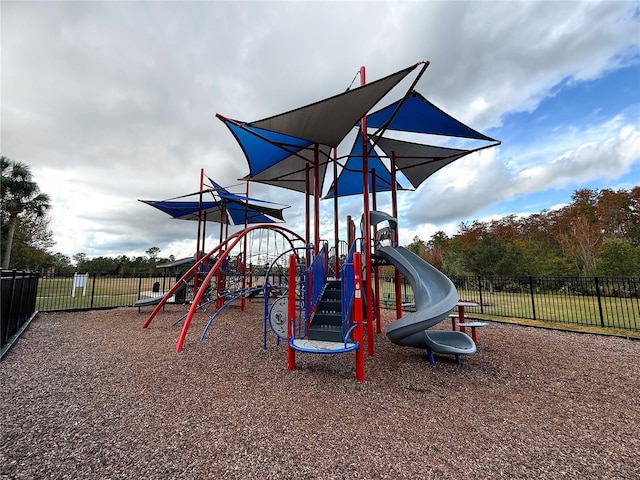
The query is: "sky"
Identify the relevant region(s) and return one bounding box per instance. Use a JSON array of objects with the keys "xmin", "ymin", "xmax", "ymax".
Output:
[{"xmin": 2, "ymin": 1, "xmax": 639, "ymax": 261}]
